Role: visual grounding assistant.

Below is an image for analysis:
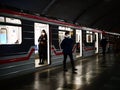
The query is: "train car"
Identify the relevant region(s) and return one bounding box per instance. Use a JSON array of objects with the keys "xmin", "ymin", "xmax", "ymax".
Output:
[
  {"xmin": 0, "ymin": 8, "xmax": 78, "ymax": 79},
  {"xmin": 0, "ymin": 8, "xmax": 103, "ymax": 79},
  {"xmin": 80, "ymin": 27, "xmax": 102, "ymax": 57},
  {"xmin": 105, "ymin": 31, "xmax": 120, "ymax": 54}
]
